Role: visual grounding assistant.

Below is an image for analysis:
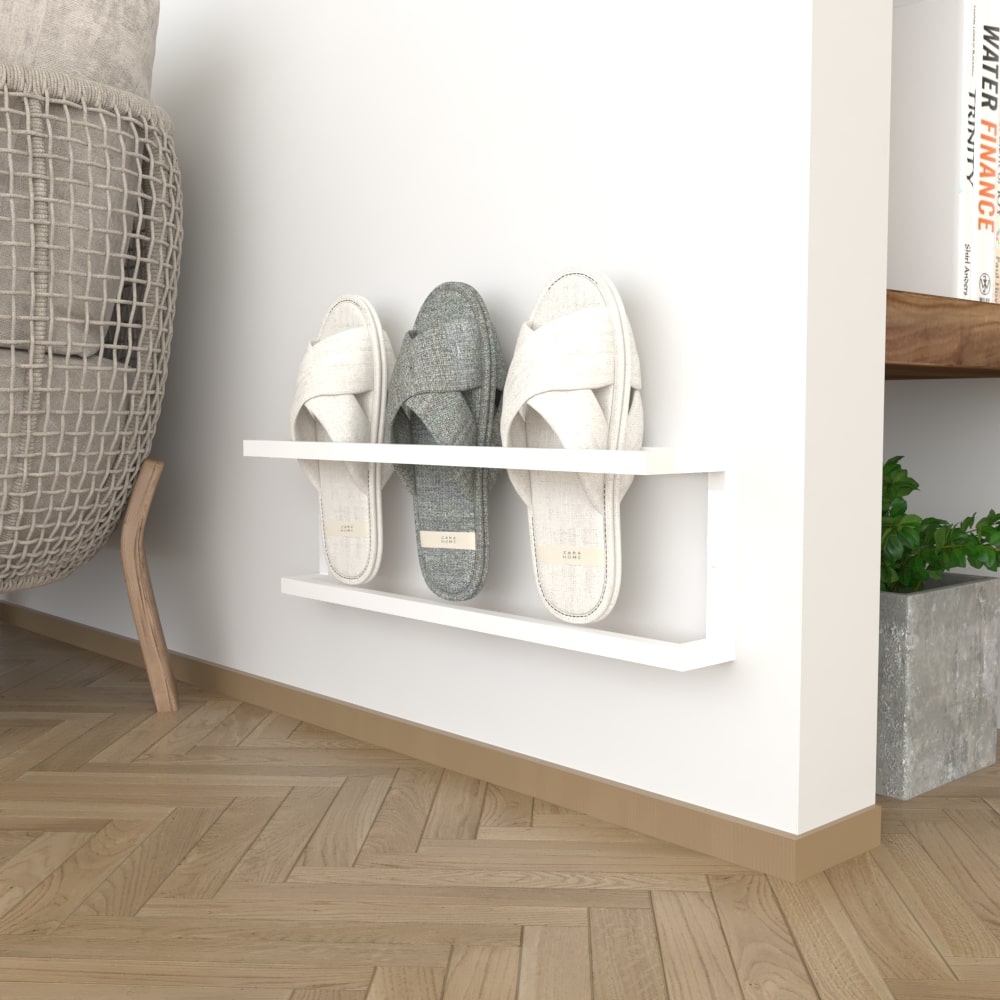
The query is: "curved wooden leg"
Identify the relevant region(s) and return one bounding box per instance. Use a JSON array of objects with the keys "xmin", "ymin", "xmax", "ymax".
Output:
[{"xmin": 121, "ymin": 458, "xmax": 178, "ymax": 712}]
